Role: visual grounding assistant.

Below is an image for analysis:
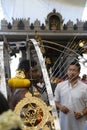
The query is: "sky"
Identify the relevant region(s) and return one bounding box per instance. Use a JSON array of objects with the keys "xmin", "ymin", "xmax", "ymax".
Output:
[
  {"xmin": 0, "ymin": 0, "xmax": 87, "ymax": 23},
  {"xmin": 82, "ymin": 1, "xmax": 87, "ymax": 21},
  {"xmin": 0, "ymin": 0, "xmax": 3, "ymax": 20},
  {"xmin": 10, "ymin": 54, "xmax": 21, "ymax": 77}
]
